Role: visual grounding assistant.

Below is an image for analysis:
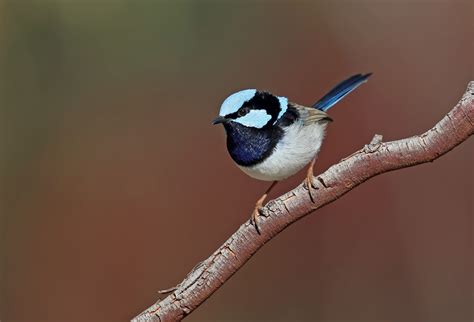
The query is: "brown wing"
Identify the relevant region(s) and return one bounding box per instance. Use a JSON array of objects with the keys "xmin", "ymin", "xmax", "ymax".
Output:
[{"xmin": 290, "ymin": 103, "xmax": 333, "ymax": 126}]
